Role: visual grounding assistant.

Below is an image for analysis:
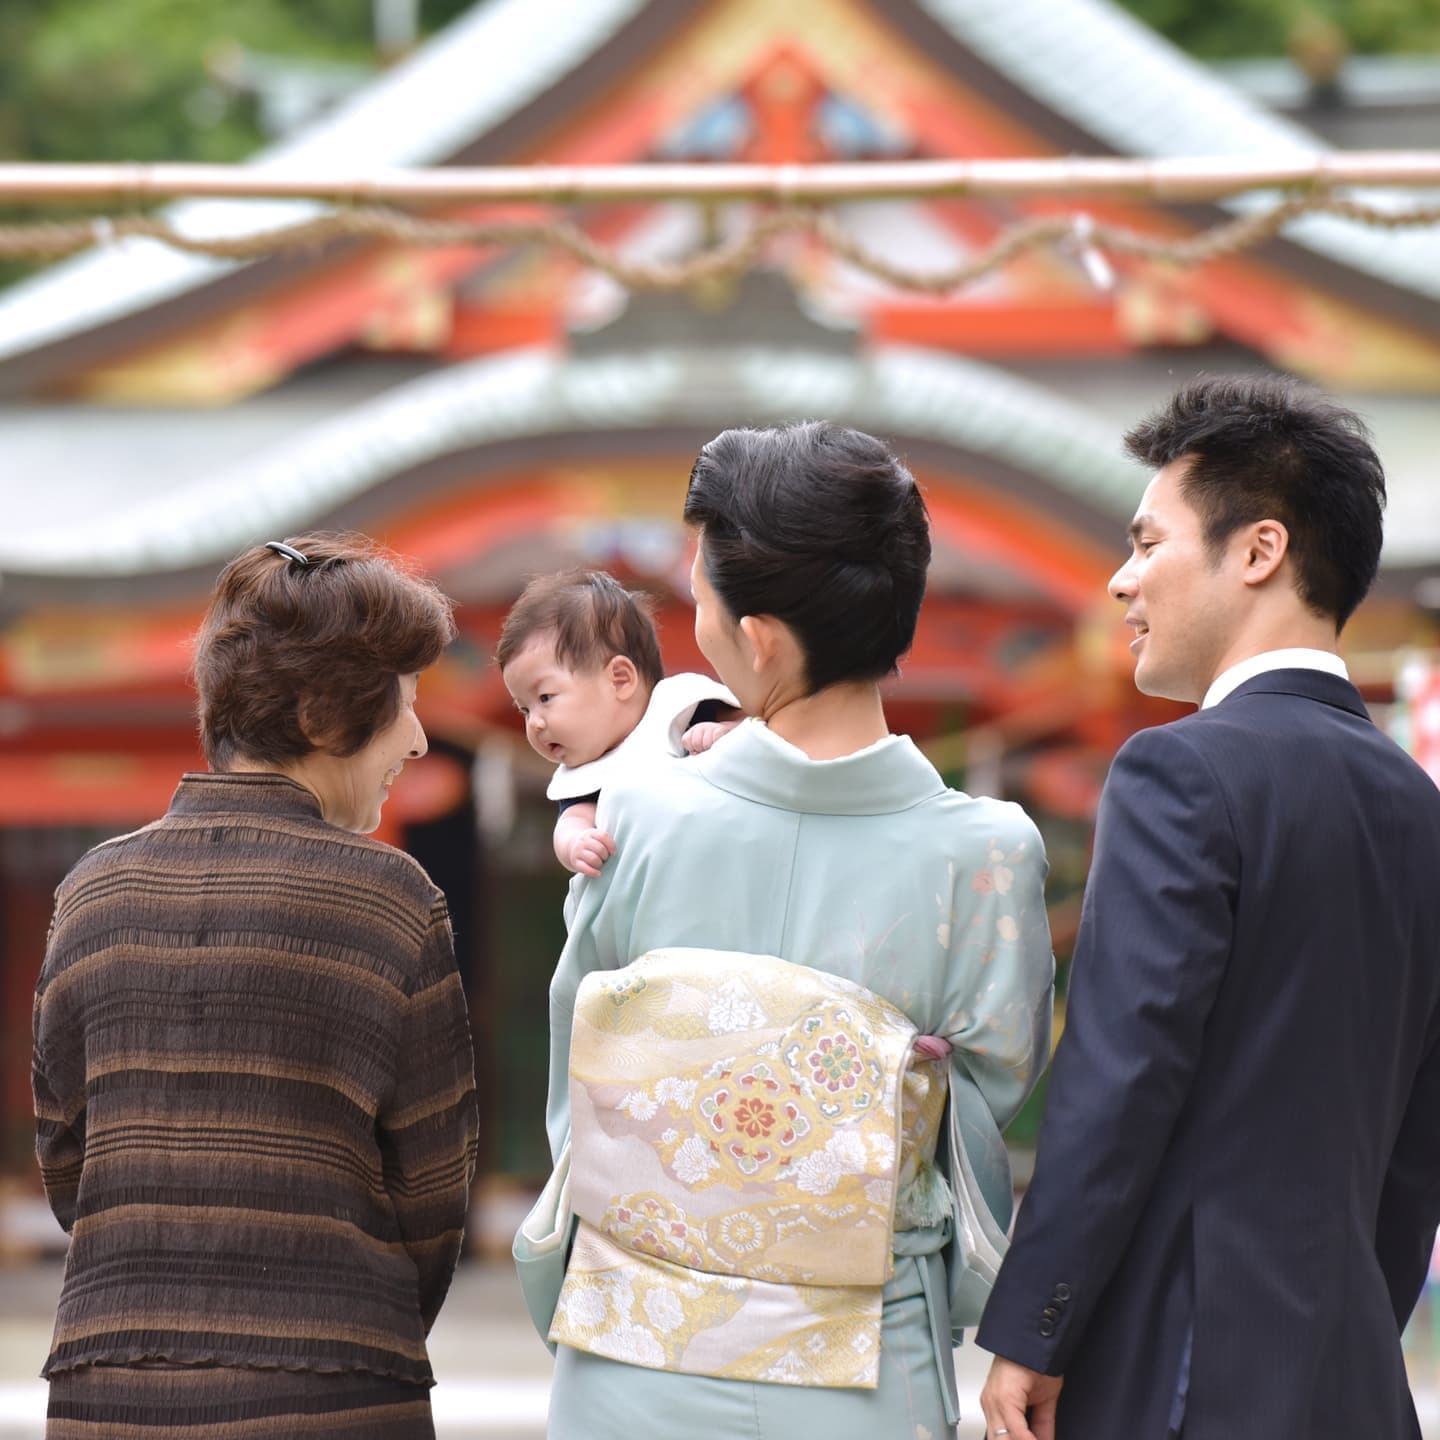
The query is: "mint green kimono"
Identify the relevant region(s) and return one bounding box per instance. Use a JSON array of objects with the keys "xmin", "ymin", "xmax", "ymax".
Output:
[{"xmin": 543, "ymin": 719, "xmax": 1054, "ymax": 1439}]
